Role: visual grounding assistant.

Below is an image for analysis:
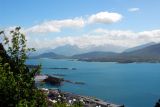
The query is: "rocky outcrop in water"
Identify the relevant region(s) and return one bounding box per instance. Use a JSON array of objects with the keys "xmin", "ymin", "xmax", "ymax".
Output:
[{"xmin": 43, "ymin": 75, "xmax": 64, "ymax": 85}]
